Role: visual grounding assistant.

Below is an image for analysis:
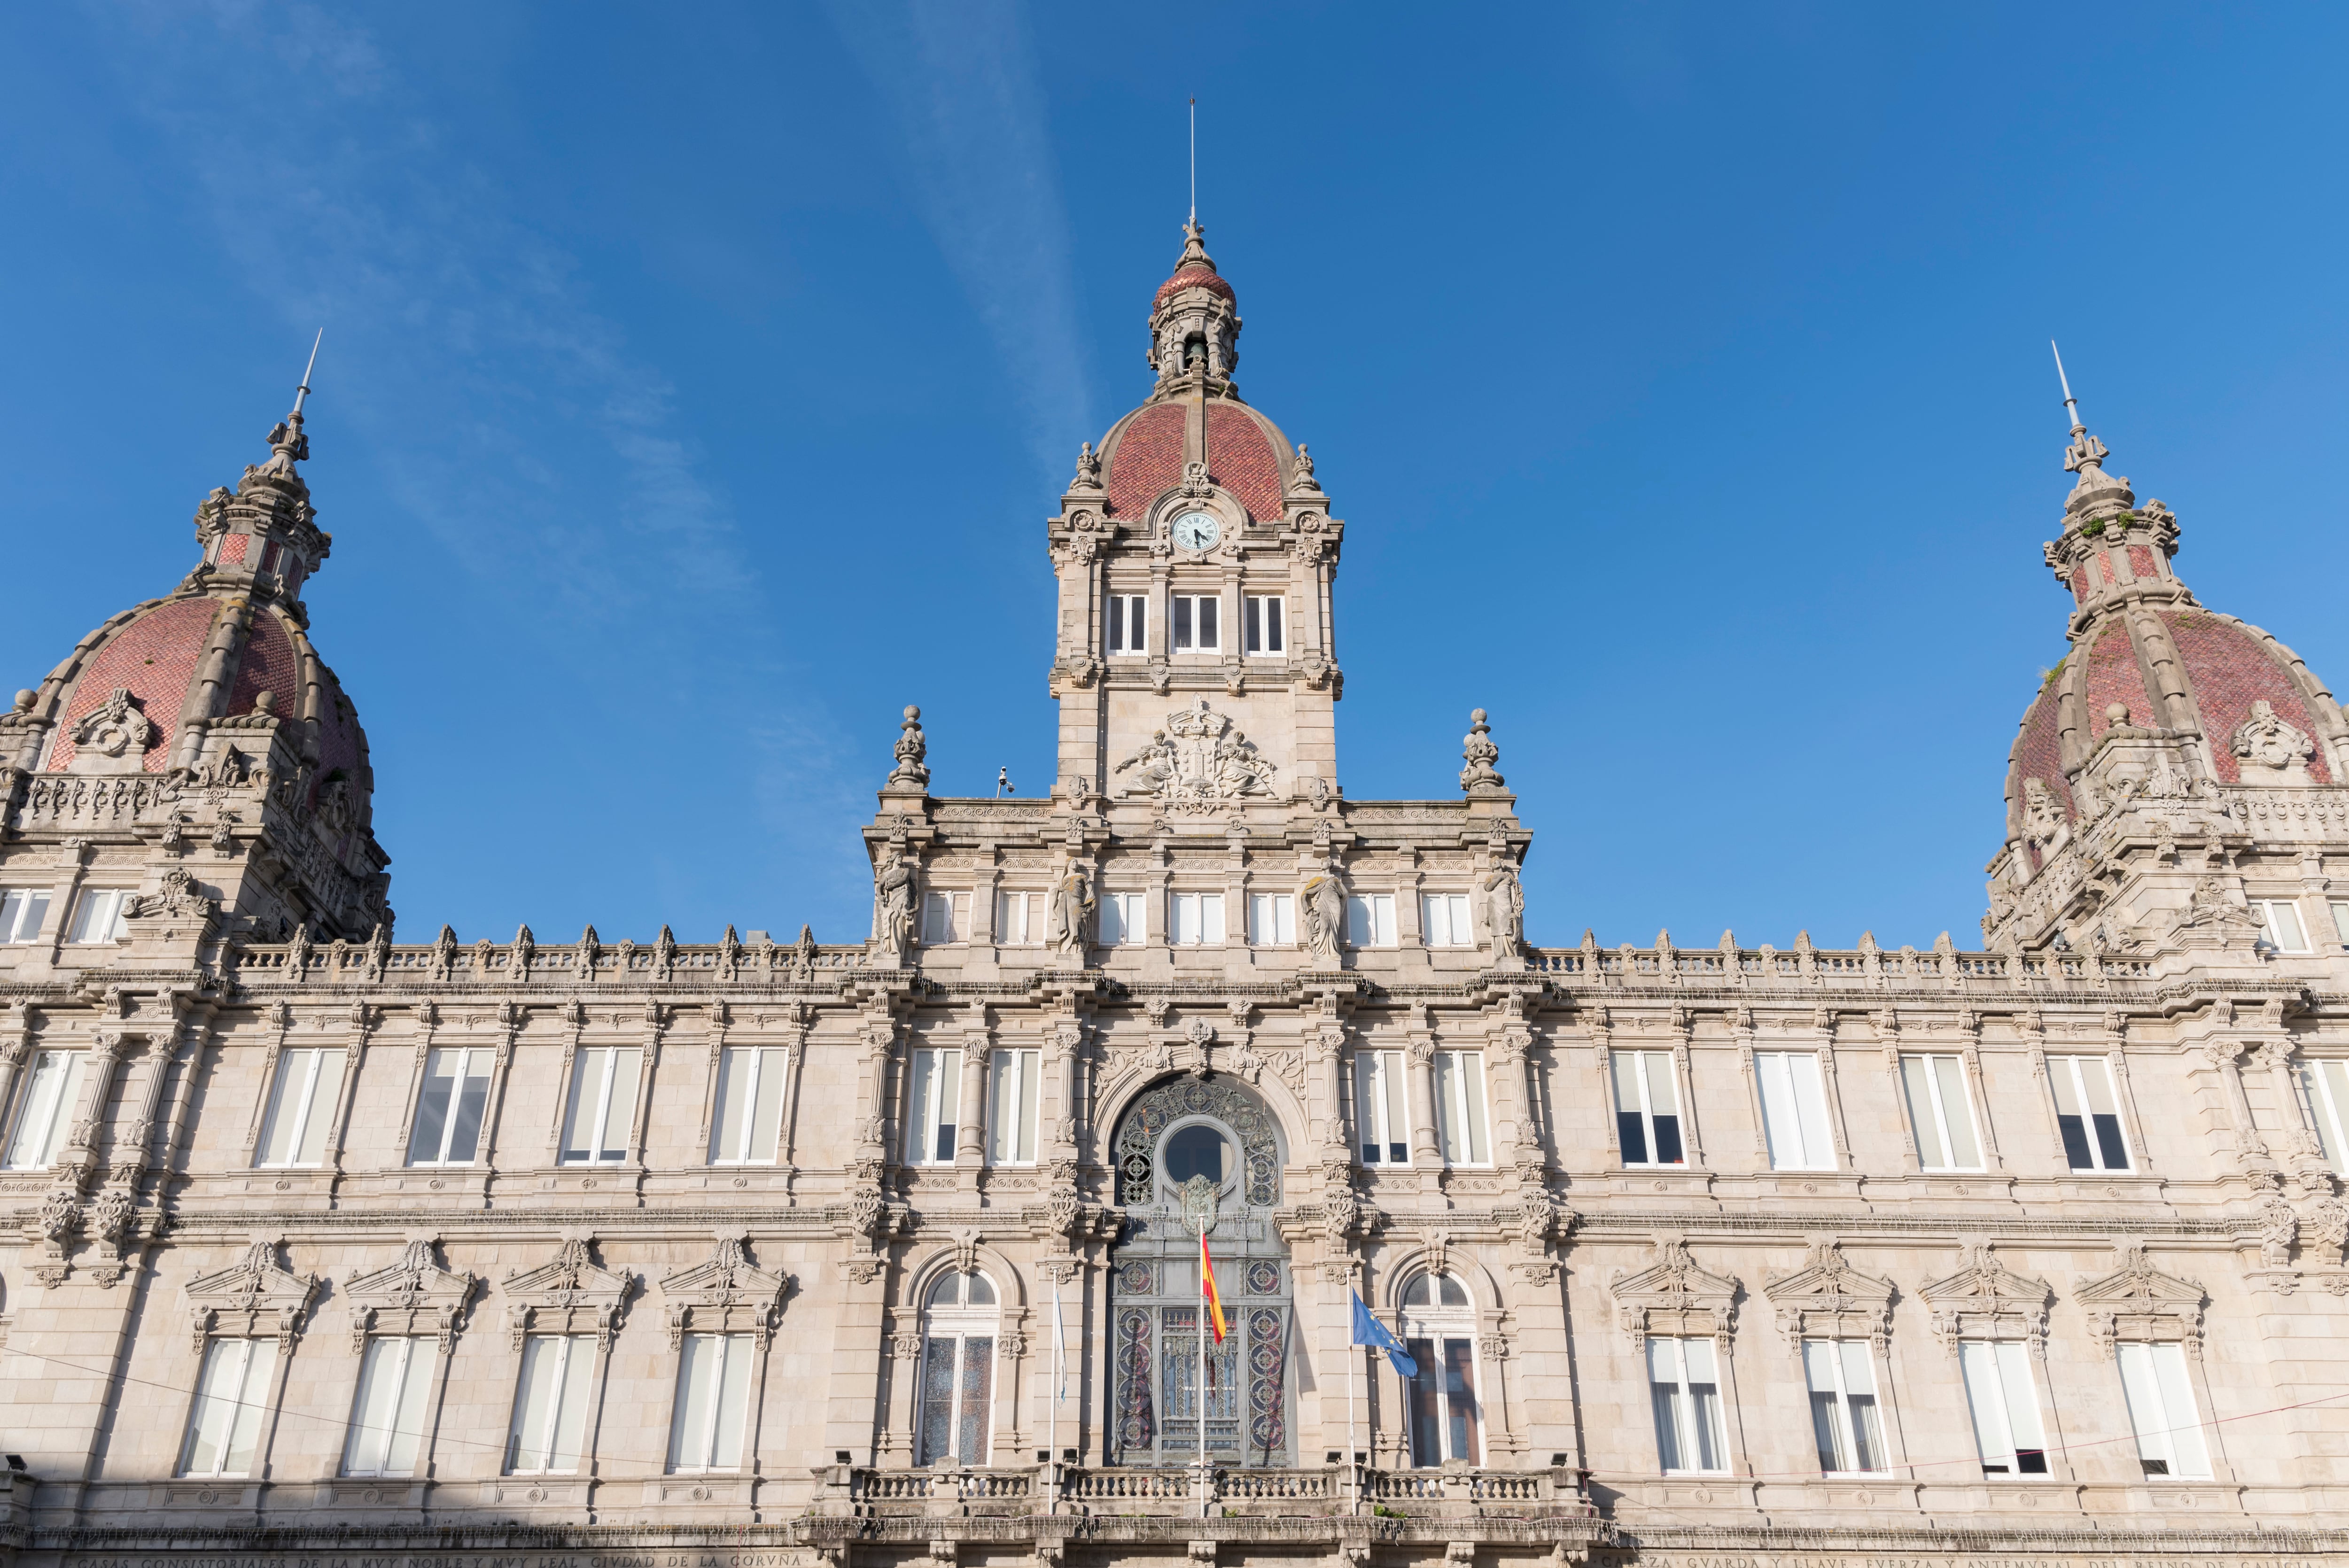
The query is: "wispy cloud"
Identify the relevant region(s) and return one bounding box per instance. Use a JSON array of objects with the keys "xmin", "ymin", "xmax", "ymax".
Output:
[{"xmin": 826, "ymin": 0, "xmax": 1095, "ymax": 481}]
